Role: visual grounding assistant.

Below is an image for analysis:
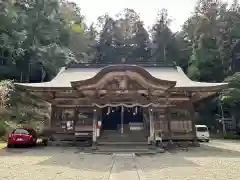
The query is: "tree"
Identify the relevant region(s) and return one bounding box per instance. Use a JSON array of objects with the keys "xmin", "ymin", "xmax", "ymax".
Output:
[
  {"xmin": 95, "ymin": 14, "xmax": 116, "ymax": 63},
  {"xmin": 0, "ymin": 0, "xmax": 72, "ymax": 82},
  {"xmin": 221, "ymin": 73, "xmax": 240, "ymax": 131},
  {"xmin": 188, "ymin": 0, "xmax": 225, "ymax": 82},
  {"xmin": 60, "ymin": 1, "xmax": 95, "ymax": 62},
  {"xmin": 0, "ymin": 80, "xmax": 14, "ymax": 115},
  {"xmin": 114, "ymin": 8, "xmax": 150, "ymax": 63},
  {"xmin": 129, "ymin": 21, "xmax": 151, "ymax": 63},
  {"xmin": 150, "ymin": 9, "xmax": 179, "ymax": 64},
  {"xmin": 95, "ymin": 9, "xmax": 151, "ymax": 64}
]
